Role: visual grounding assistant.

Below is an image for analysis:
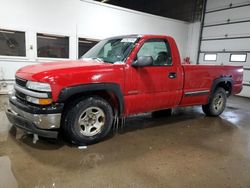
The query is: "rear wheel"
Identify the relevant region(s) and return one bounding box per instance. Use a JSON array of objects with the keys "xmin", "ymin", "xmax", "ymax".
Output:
[
  {"xmin": 63, "ymin": 96, "xmax": 113, "ymax": 145},
  {"xmin": 202, "ymin": 87, "xmax": 227, "ymax": 116}
]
